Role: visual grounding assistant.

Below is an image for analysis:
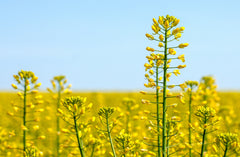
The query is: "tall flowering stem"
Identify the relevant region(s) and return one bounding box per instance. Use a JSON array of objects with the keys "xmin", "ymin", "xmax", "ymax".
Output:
[
  {"xmin": 195, "ymin": 76, "xmax": 220, "ymax": 155},
  {"xmin": 98, "ymin": 107, "xmax": 117, "ymax": 157},
  {"xmin": 122, "ymin": 98, "xmax": 137, "ymax": 133},
  {"xmin": 216, "ymin": 133, "xmax": 238, "ymax": 157},
  {"xmin": 58, "ymin": 96, "xmax": 93, "ymax": 157},
  {"xmin": 11, "ymin": 70, "xmax": 43, "ymax": 155},
  {"xmin": 143, "ymin": 15, "xmax": 188, "ymax": 157},
  {"xmin": 185, "ymin": 81, "xmax": 198, "ymax": 157},
  {"xmin": 115, "ymin": 129, "xmax": 136, "ymax": 157},
  {"xmin": 195, "ymin": 106, "xmax": 218, "ymax": 157},
  {"xmin": 47, "ymin": 75, "xmax": 71, "ymax": 156}
]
